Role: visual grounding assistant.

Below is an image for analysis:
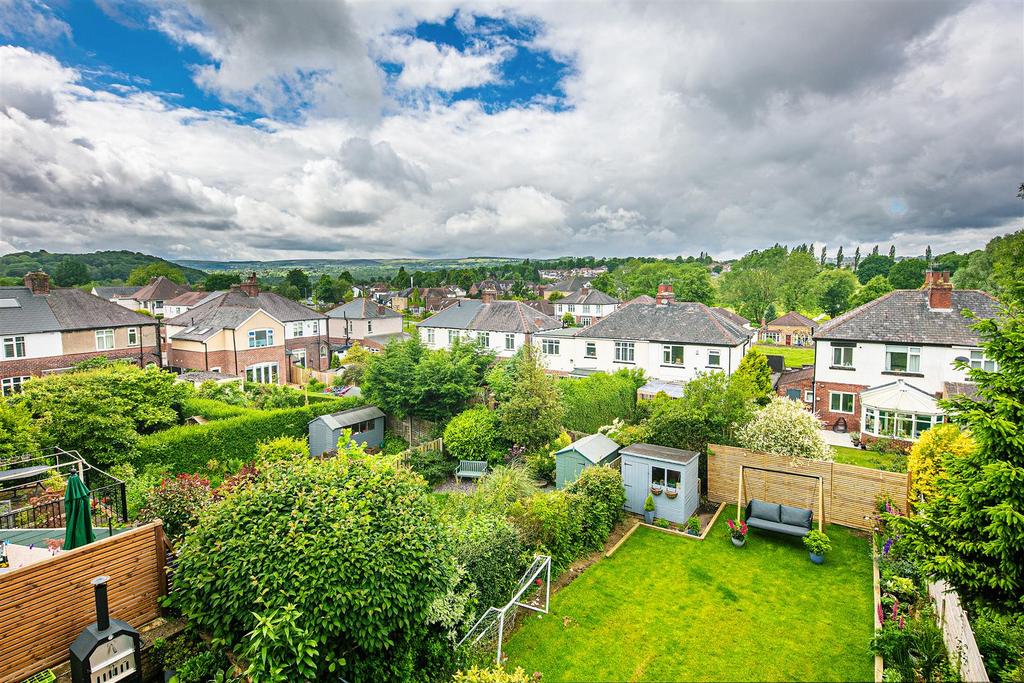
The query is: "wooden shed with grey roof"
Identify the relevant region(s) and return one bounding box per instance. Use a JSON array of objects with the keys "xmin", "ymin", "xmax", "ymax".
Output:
[
  {"xmin": 620, "ymin": 443, "xmax": 700, "ymax": 524},
  {"xmin": 308, "ymin": 405, "xmax": 385, "ymax": 456},
  {"xmin": 555, "ymin": 433, "xmax": 621, "ymax": 489}
]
